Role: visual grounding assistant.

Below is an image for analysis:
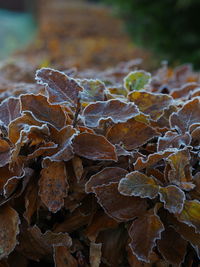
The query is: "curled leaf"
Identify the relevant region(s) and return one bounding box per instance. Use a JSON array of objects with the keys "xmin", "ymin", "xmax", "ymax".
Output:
[
  {"xmin": 83, "ymin": 99, "xmax": 139, "ymax": 128},
  {"xmin": 36, "ymin": 68, "xmax": 83, "ymax": 106}
]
